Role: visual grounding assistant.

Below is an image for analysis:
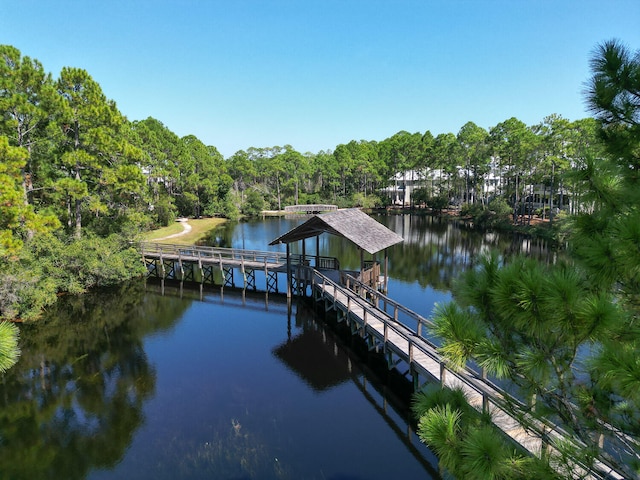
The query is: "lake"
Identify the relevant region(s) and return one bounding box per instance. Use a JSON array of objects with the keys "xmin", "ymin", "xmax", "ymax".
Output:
[{"xmin": 1, "ymin": 213, "xmax": 555, "ymax": 479}]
